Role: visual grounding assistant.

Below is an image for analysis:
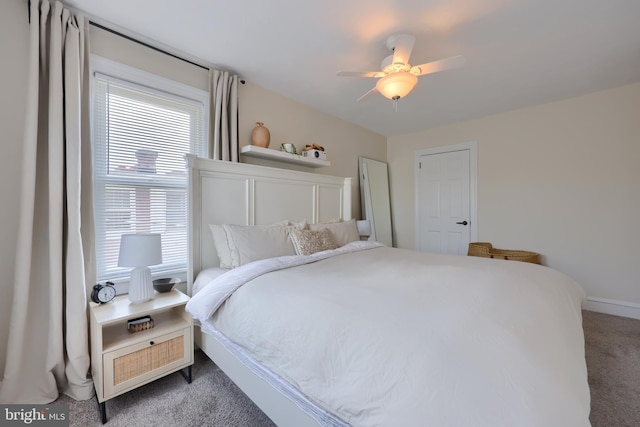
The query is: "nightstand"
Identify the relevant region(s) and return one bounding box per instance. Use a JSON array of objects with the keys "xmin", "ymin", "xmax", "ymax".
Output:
[{"xmin": 89, "ymin": 289, "xmax": 193, "ymax": 423}]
